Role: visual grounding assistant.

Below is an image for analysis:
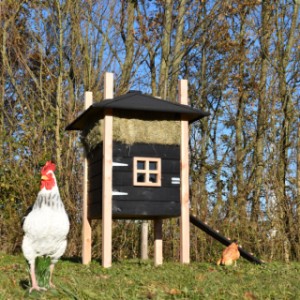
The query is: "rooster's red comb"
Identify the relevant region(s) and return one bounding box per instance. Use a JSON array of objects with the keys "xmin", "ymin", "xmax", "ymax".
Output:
[{"xmin": 41, "ymin": 161, "xmax": 56, "ymax": 174}]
